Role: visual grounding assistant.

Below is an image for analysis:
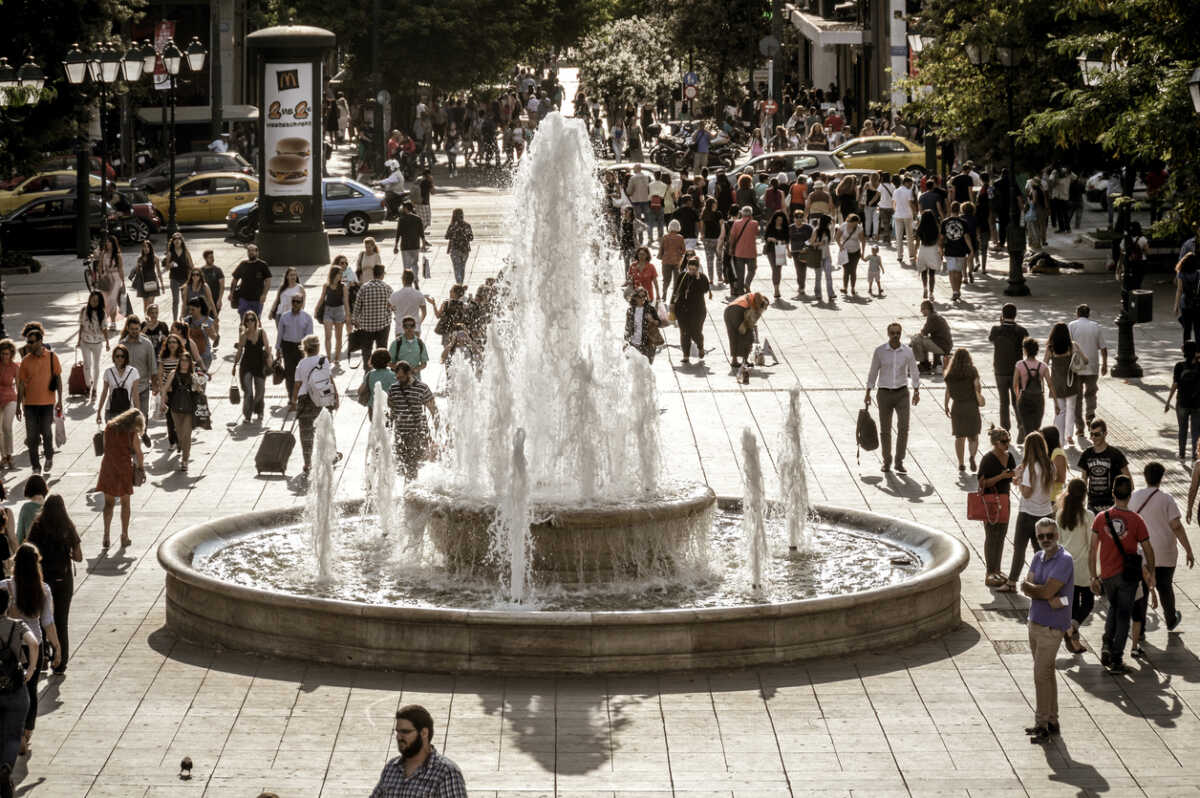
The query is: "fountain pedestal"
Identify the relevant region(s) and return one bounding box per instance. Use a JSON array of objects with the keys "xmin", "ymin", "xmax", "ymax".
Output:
[{"xmin": 405, "ymin": 483, "xmax": 716, "ymax": 583}]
